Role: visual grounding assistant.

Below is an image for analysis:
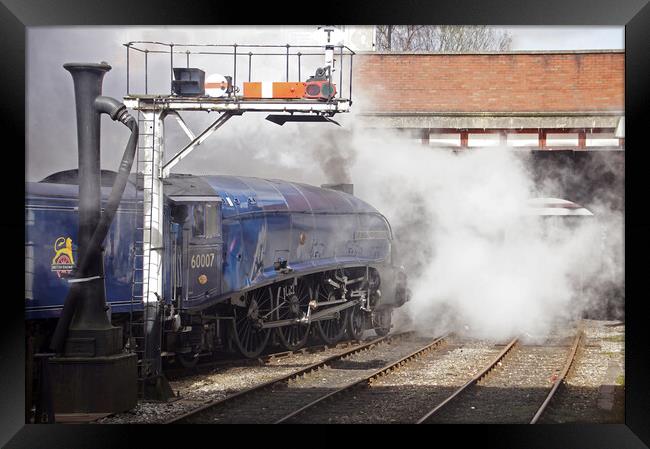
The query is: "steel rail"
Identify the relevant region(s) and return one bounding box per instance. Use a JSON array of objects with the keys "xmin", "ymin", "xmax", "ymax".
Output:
[
  {"xmin": 92, "ymin": 341, "xmax": 366, "ymax": 422},
  {"xmin": 165, "ymin": 331, "xmax": 414, "ymax": 424},
  {"xmin": 163, "ymin": 340, "xmax": 362, "ymax": 380},
  {"xmin": 275, "ymin": 334, "xmax": 448, "ymax": 424},
  {"xmin": 529, "ymin": 328, "xmax": 584, "ymax": 424},
  {"xmin": 416, "ymin": 337, "xmax": 519, "ymax": 424}
]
